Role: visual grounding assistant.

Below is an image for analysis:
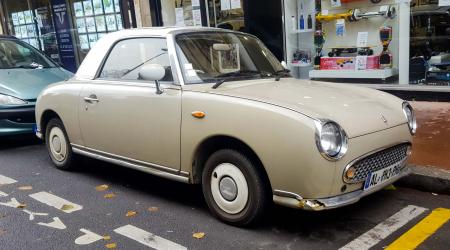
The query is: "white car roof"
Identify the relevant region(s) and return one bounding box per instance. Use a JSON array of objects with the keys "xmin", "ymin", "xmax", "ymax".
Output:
[{"xmin": 75, "ymin": 27, "xmax": 227, "ymax": 80}]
